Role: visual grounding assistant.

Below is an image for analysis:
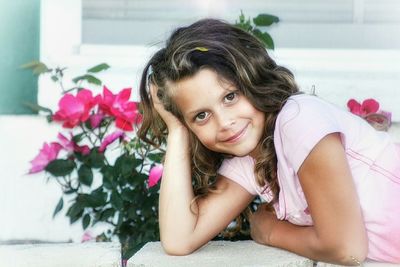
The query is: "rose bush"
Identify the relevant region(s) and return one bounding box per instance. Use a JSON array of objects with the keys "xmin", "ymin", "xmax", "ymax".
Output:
[
  {"xmin": 347, "ymin": 98, "xmax": 392, "ymax": 131},
  {"xmin": 28, "ymin": 63, "xmax": 164, "ymax": 265},
  {"xmin": 25, "ymin": 13, "xmax": 281, "ymax": 263}
]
